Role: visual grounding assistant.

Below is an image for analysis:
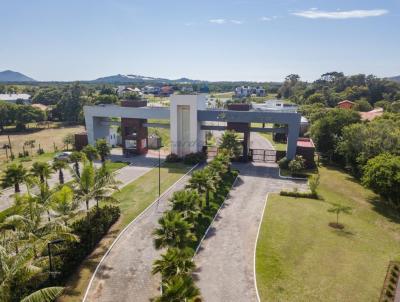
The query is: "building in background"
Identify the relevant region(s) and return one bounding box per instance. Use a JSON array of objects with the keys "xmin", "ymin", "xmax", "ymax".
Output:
[
  {"xmin": 0, "ymin": 93, "xmax": 31, "ymax": 104},
  {"xmin": 337, "ymin": 100, "xmax": 355, "ymax": 109}
]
